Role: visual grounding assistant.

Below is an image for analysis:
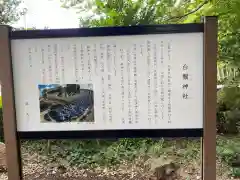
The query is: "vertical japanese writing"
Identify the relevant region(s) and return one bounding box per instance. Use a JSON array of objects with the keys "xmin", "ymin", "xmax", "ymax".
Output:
[
  {"xmin": 87, "ymin": 45, "xmax": 91, "ymax": 80},
  {"xmin": 167, "ymin": 42, "xmax": 172, "ymax": 123},
  {"xmin": 113, "ymin": 44, "xmax": 117, "ymax": 77},
  {"xmin": 160, "ymin": 41, "xmax": 164, "ymax": 121},
  {"xmin": 100, "ymin": 43, "xmax": 106, "ymax": 122},
  {"xmin": 100, "ymin": 43, "xmax": 105, "ymax": 74},
  {"xmin": 72, "ymin": 44, "xmax": 78, "ymax": 83},
  {"xmin": 47, "ymin": 44, "xmax": 53, "ymax": 82},
  {"xmin": 24, "ymin": 101, "xmax": 30, "ymax": 122},
  {"xmin": 107, "ymin": 44, "xmax": 112, "ymax": 122},
  {"xmin": 120, "ymin": 47, "xmax": 125, "ymax": 124},
  {"xmin": 40, "ymin": 48, "xmax": 46, "ymax": 84},
  {"xmin": 140, "ymin": 44, "xmax": 144, "ymax": 56},
  {"xmin": 147, "ymin": 40, "xmax": 152, "ymax": 124},
  {"xmin": 153, "ymin": 43, "xmax": 158, "ymax": 124},
  {"xmin": 80, "ymin": 44, "xmax": 84, "ymax": 79},
  {"xmin": 101, "ymin": 76, "xmax": 106, "ymax": 122},
  {"xmin": 127, "ymin": 48, "xmax": 132, "ymax": 124},
  {"xmin": 93, "ymin": 44, "xmax": 98, "ymax": 76},
  {"xmin": 60, "ymin": 46, "xmax": 65, "ymax": 84},
  {"xmin": 28, "ymin": 47, "xmax": 32, "ymax": 68},
  {"xmin": 54, "ymin": 44, "xmax": 60, "ymax": 83},
  {"xmin": 182, "ymin": 64, "xmax": 189, "ymax": 99},
  {"xmin": 133, "ymin": 44, "xmax": 139, "ymax": 124},
  {"xmin": 107, "ymin": 44, "xmax": 112, "ymax": 75}
]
